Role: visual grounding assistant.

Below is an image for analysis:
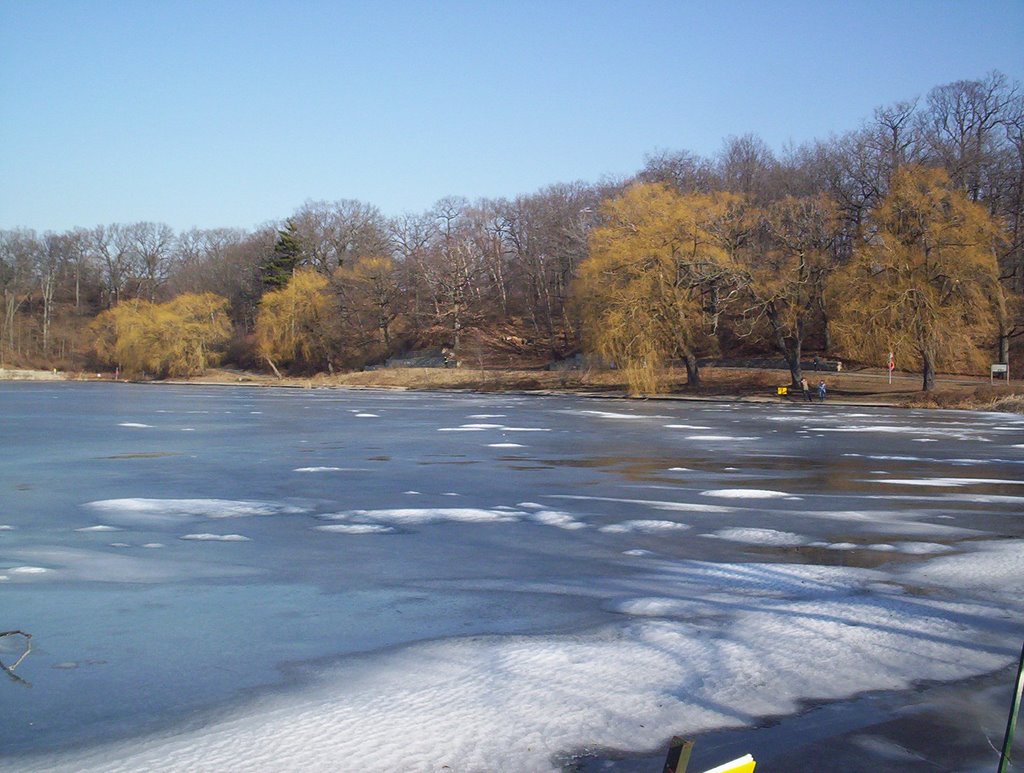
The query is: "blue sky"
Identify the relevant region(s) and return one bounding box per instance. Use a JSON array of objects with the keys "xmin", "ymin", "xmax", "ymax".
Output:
[{"xmin": 2, "ymin": 0, "xmax": 1022, "ymax": 233}]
